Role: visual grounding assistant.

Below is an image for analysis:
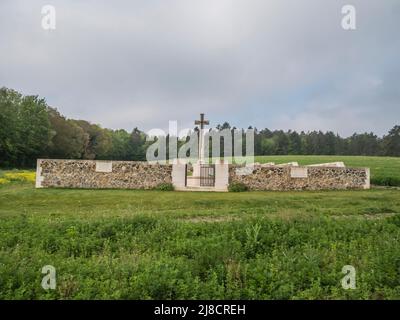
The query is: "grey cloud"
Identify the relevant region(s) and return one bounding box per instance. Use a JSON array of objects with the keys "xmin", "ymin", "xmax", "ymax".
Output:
[{"xmin": 0, "ymin": 0, "xmax": 399, "ymax": 136}]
